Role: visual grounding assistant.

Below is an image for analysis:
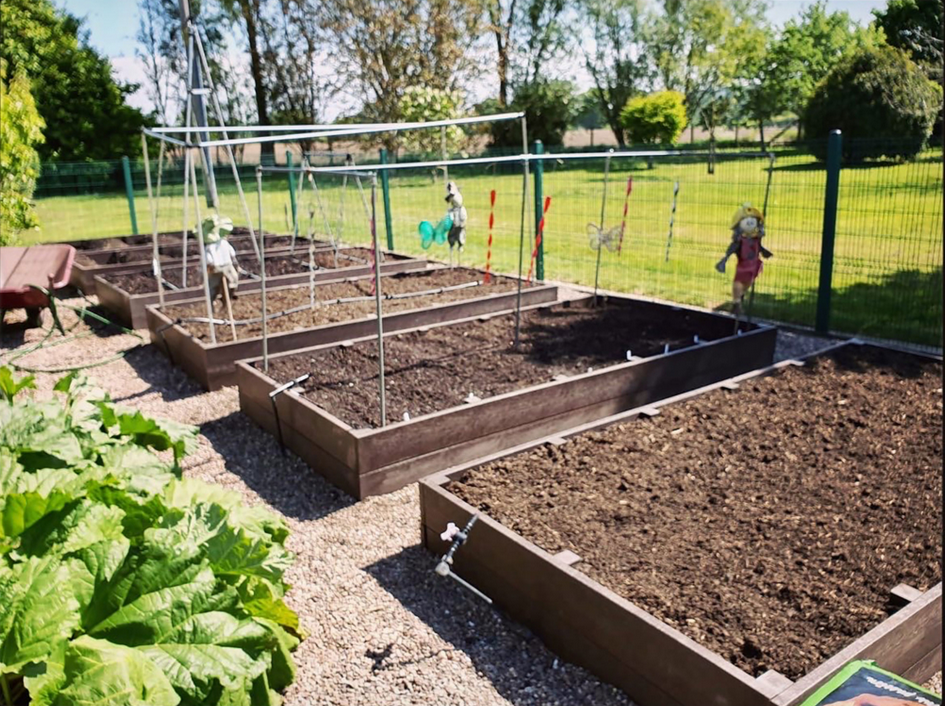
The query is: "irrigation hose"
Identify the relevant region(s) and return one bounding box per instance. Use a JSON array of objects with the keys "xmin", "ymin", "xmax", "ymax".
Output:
[{"xmin": 0, "ymin": 288, "xmax": 146, "ymax": 374}]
